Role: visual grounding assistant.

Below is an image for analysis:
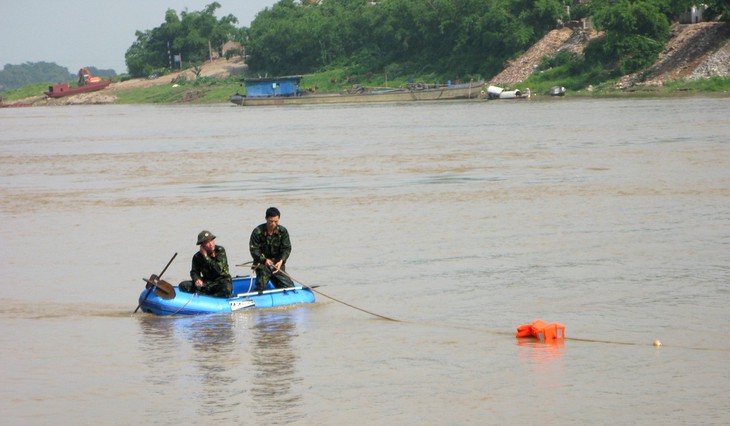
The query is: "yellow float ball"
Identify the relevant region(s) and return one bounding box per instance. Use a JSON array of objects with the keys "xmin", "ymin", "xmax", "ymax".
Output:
[{"xmin": 653, "ymin": 340, "xmax": 662, "ymax": 347}]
